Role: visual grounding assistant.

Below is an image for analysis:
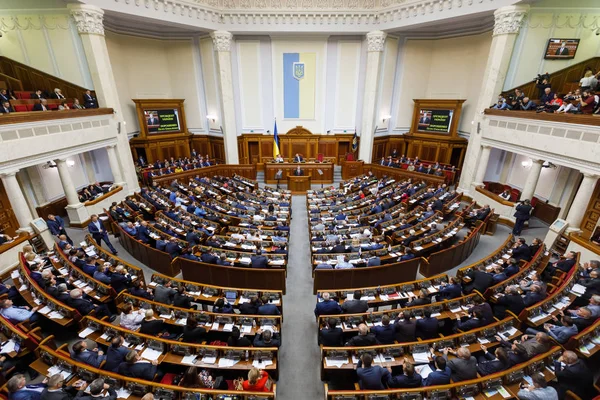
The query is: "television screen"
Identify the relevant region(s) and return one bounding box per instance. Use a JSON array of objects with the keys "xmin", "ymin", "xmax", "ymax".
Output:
[
  {"xmin": 144, "ymin": 109, "xmax": 181, "ymax": 134},
  {"xmin": 544, "ymin": 38, "xmax": 580, "ymax": 60},
  {"xmin": 417, "ymin": 109, "xmax": 453, "ymax": 134}
]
